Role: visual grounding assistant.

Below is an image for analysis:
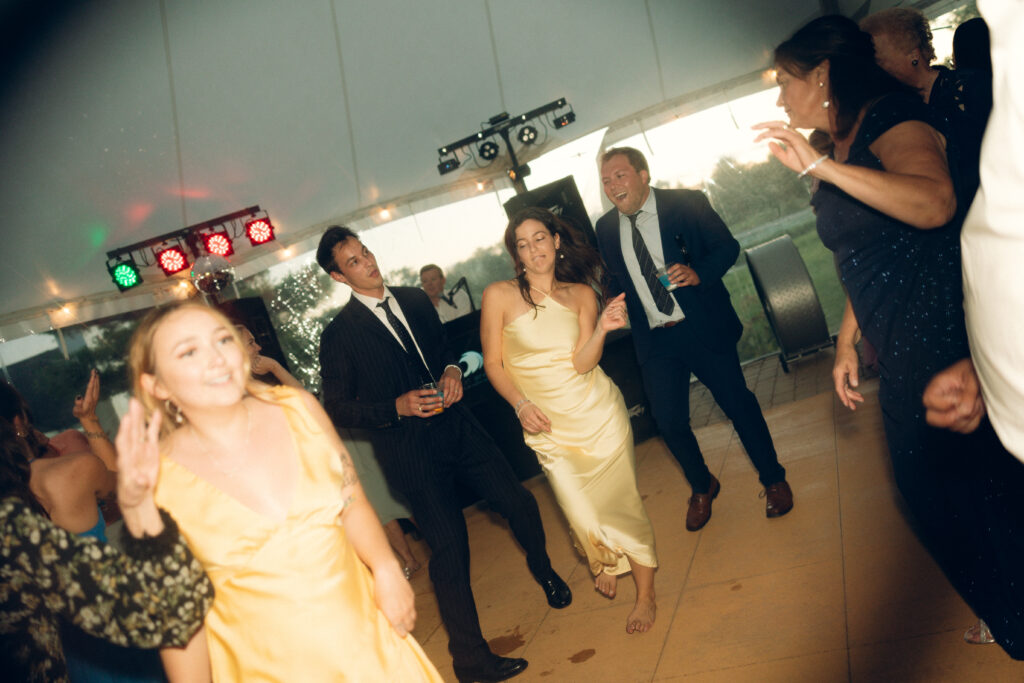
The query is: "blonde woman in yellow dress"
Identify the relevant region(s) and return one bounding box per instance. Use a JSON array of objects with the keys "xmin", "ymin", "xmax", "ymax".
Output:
[
  {"xmin": 480, "ymin": 207, "xmax": 658, "ymax": 634},
  {"xmin": 124, "ymin": 301, "xmax": 441, "ymax": 681}
]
